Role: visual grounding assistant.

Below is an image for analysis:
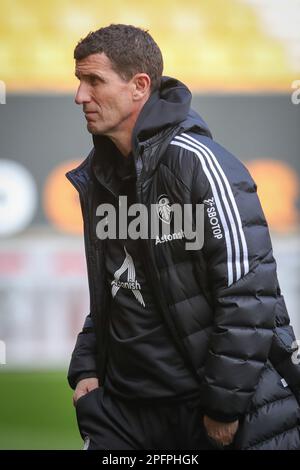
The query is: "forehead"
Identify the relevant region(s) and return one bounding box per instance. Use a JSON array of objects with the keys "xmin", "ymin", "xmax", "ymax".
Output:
[{"xmin": 75, "ymin": 52, "xmax": 114, "ymax": 76}]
